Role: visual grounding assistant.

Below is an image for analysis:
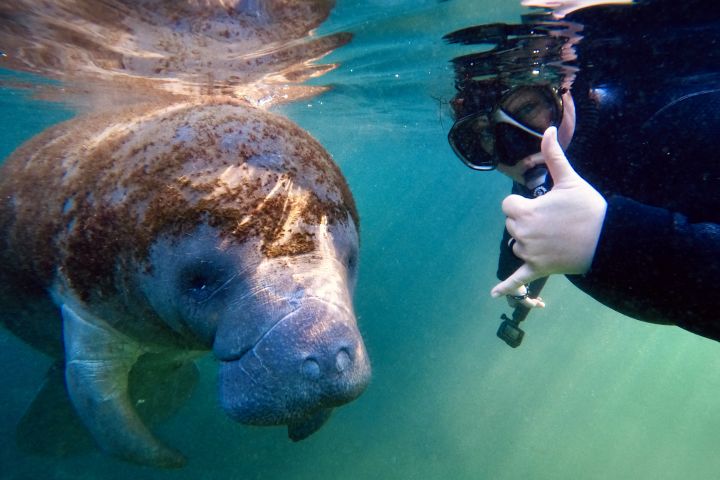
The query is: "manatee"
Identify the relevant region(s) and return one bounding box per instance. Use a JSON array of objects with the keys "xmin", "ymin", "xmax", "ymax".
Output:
[{"xmin": 0, "ymin": 99, "xmax": 371, "ymax": 468}]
